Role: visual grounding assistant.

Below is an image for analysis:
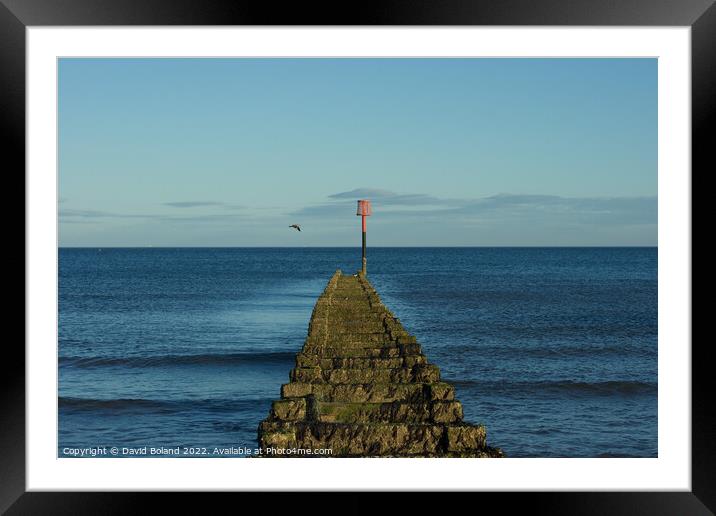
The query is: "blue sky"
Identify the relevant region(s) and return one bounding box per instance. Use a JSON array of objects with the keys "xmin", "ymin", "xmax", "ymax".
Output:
[{"xmin": 59, "ymin": 58, "xmax": 657, "ymax": 246}]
